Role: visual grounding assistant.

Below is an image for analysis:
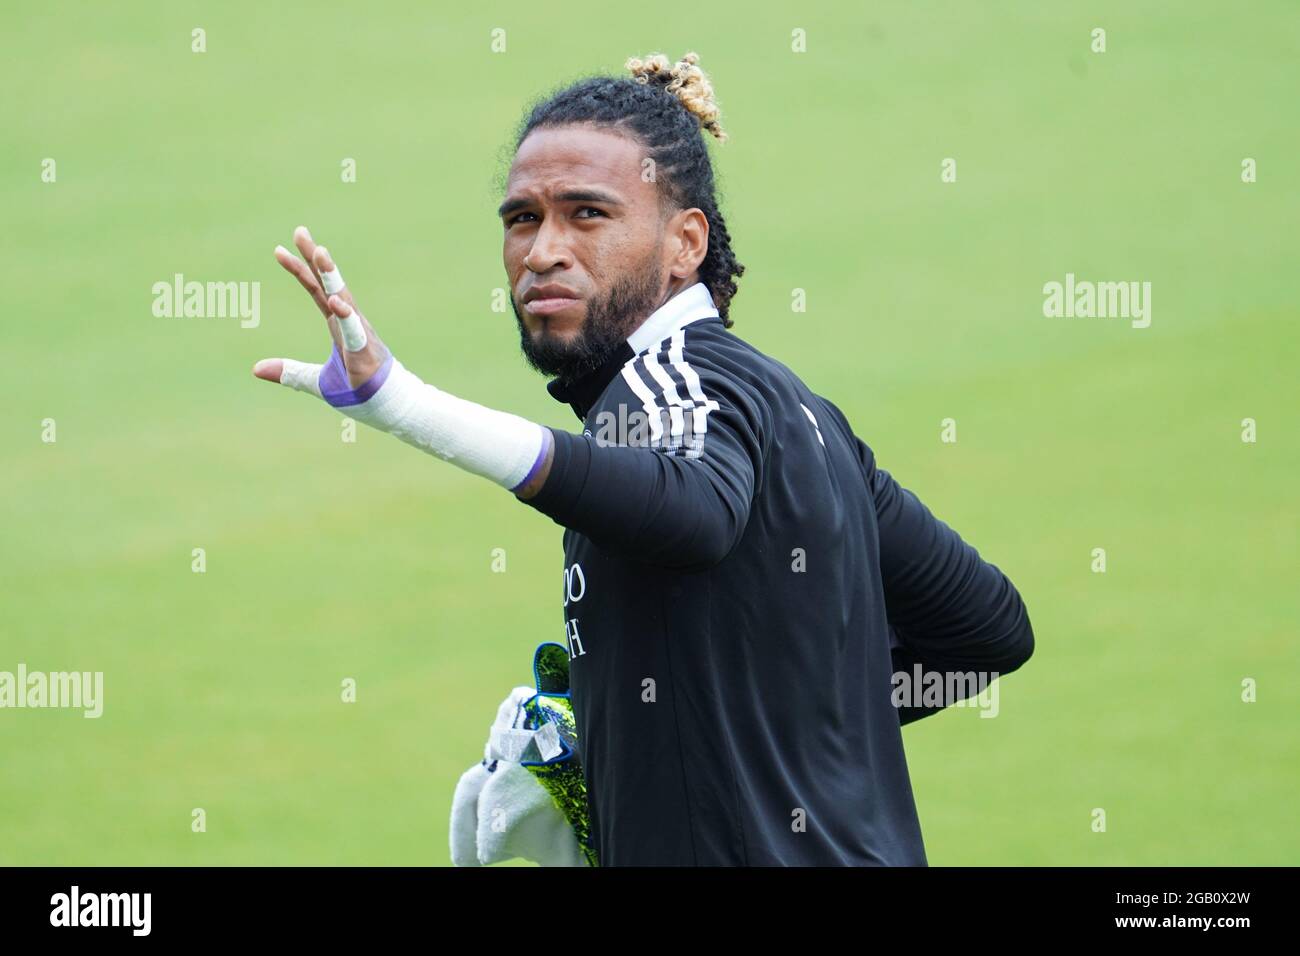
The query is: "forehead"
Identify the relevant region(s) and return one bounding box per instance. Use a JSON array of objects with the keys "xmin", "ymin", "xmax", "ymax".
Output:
[{"xmin": 506, "ymin": 124, "xmax": 650, "ymax": 197}]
